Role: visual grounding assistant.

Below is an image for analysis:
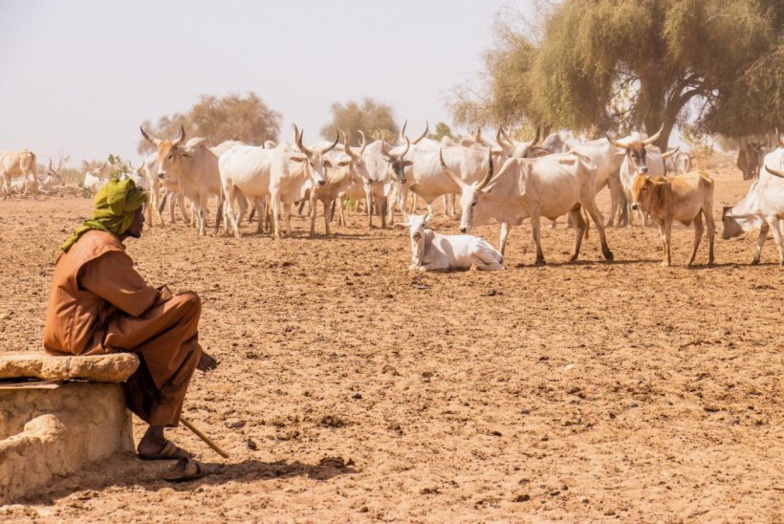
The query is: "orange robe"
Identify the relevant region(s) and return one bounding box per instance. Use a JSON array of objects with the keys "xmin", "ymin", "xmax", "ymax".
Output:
[{"xmin": 43, "ymin": 230, "xmax": 202, "ymax": 427}]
